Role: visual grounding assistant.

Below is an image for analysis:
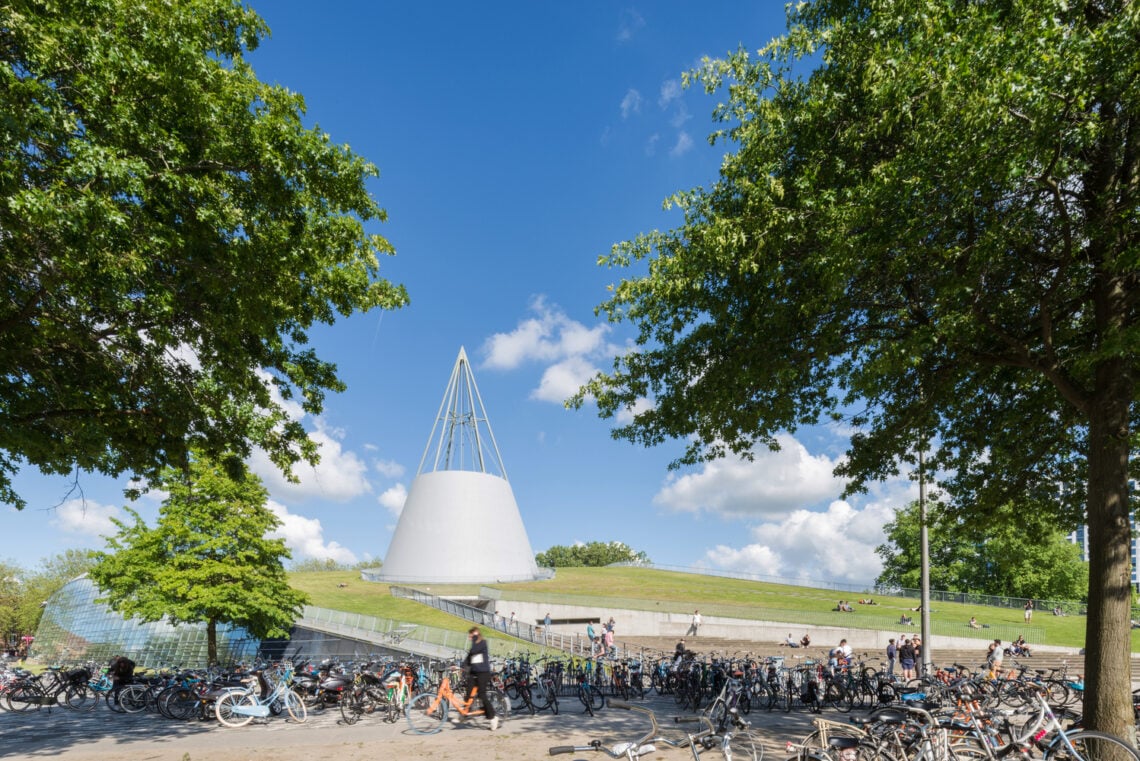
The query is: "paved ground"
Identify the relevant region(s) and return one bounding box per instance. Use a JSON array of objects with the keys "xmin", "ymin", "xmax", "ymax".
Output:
[{"xmin": 0, "ymin": 693, "xmax": 830, "ymax": 761}]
